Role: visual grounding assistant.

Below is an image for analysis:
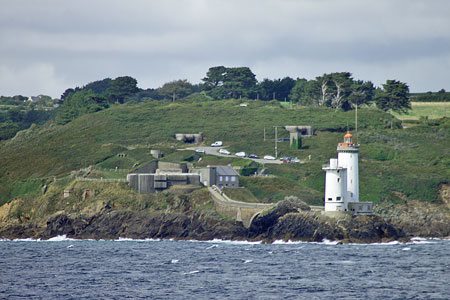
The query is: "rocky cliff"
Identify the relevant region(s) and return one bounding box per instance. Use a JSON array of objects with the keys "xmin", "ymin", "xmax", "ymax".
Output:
[{"xmin": 2, "ymin": 194, "xmax": 448, "ymax": 243}]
